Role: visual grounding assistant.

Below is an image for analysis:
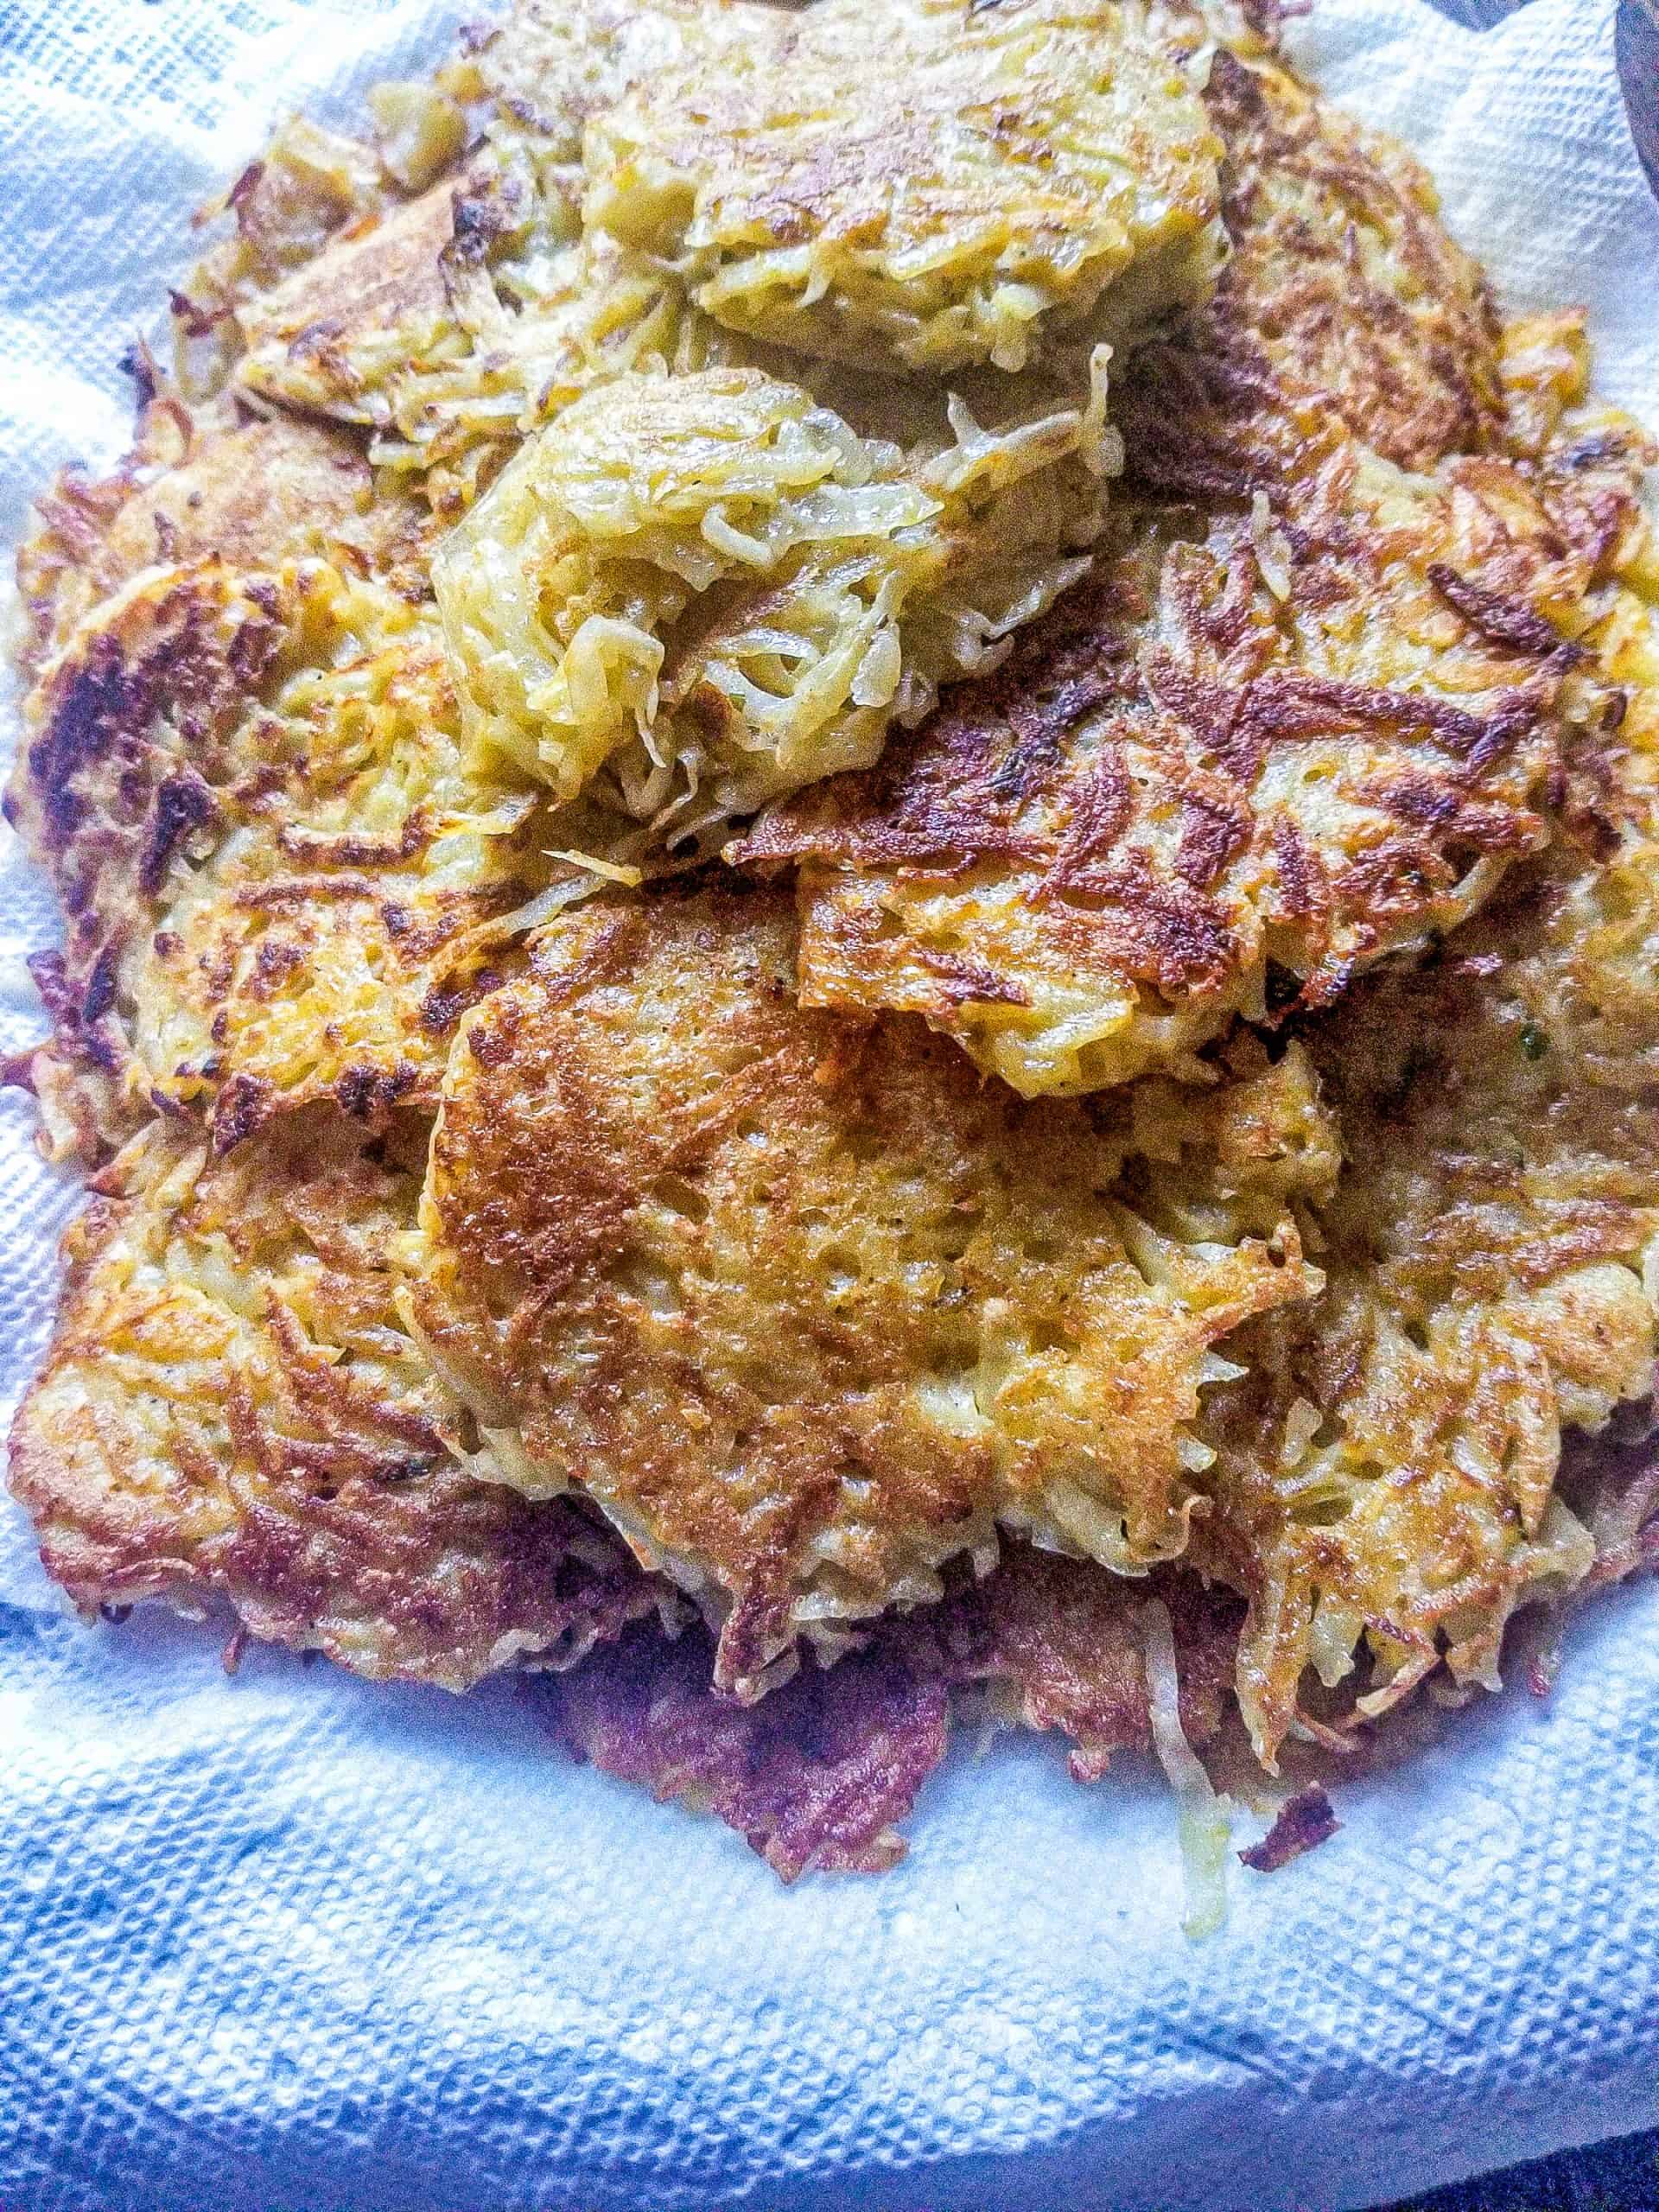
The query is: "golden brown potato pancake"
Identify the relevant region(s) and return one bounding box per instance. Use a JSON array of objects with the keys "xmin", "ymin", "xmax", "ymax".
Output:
[
  {"xmin": 229, "ymin": 169, "xmax": 715, "ymax": 525},
  {"xmin": 179, "ymin": 0, "xmax": 740, "ymax": 380},
  {"xmin": 13, "ymin": 410, "xmax": 395, "ymax": 676},
  {"xmin": 435, "ymin": 359, "xmax": 1109, "ymax": 844},
  {"xmin": 1197, "ymin": 564, "xmax": 1659, "ymax": 1758},
  {"xmin": 741, "ymin": 422, "xmax": 1634, "ymax": 1093},
  {"xmin": 6, "ymin": 1090, "xmax": 1249, "ymax": 1876},
  {"xmin": 408, "ymin": 884, "xmax": 1325, "ymax": 1697},
  {"xmin": 1116, "ymin": 36, "xmax": 1504, "ymax": 491},
  {"xmin": 4, "ymin": 554, "xmax": 555, "ymax": 1158},
  {"xmin": 8, "ymin": 1108, "xmax": 667, "ymax": 1688},
  {"xmin": 583, "ymin": 0, "xmax": 1224, "ymax": 377},
  {"xmin": 1202, "ymin": 845, "xmax": 1659, "ymax": 1760}
]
